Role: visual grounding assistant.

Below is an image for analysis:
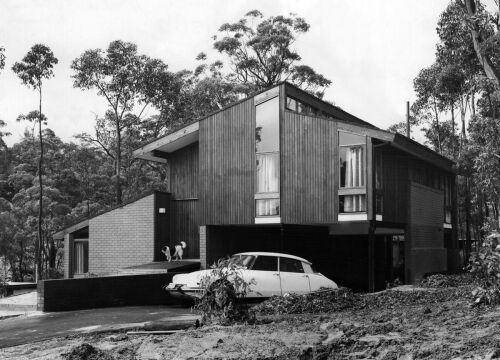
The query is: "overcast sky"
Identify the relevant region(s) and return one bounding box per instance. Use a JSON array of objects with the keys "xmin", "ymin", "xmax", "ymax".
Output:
[{"xmin": 0, "ymin": 0, "xmax": 449, "ymax": 146}]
